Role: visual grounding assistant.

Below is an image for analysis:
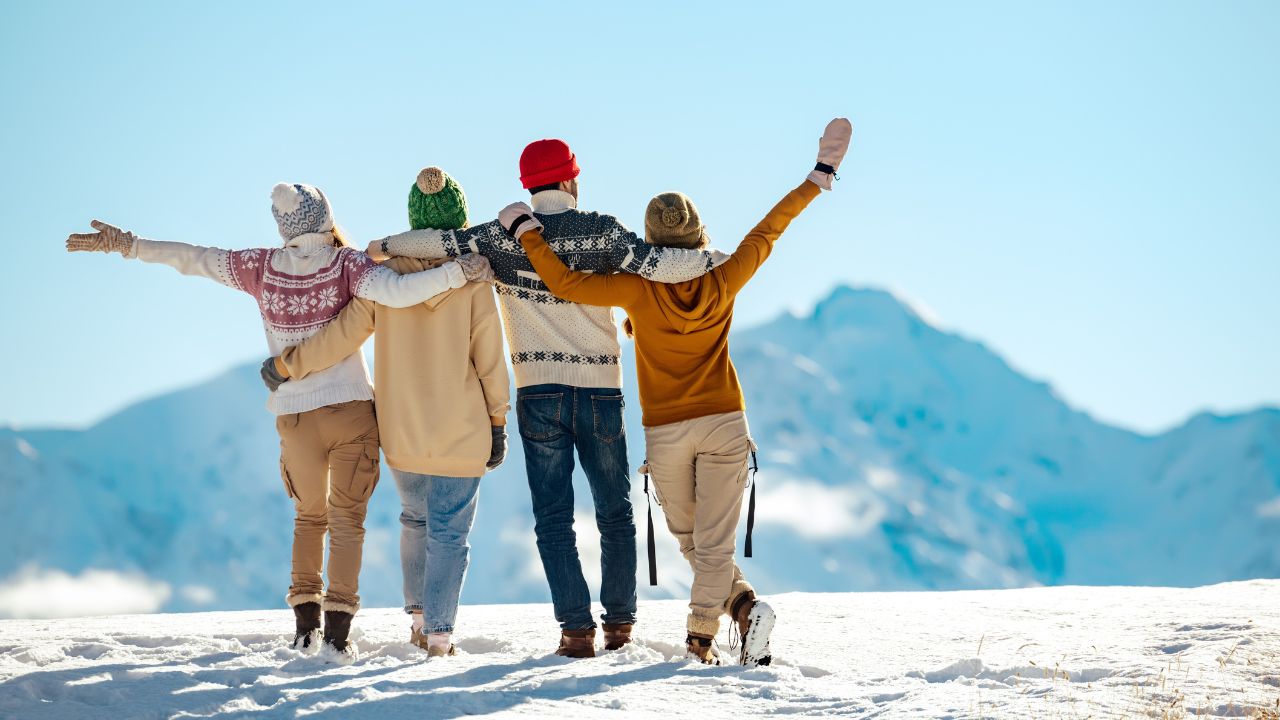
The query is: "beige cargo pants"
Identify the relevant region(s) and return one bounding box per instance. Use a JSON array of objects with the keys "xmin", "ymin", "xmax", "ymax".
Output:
[
  {"xmin": 644, "ymin": 411, "xmax": 756, "ymax": 638},
  {"xmin": 276, "ymin": 400, "xmax": 380, "ymax": 614}
]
